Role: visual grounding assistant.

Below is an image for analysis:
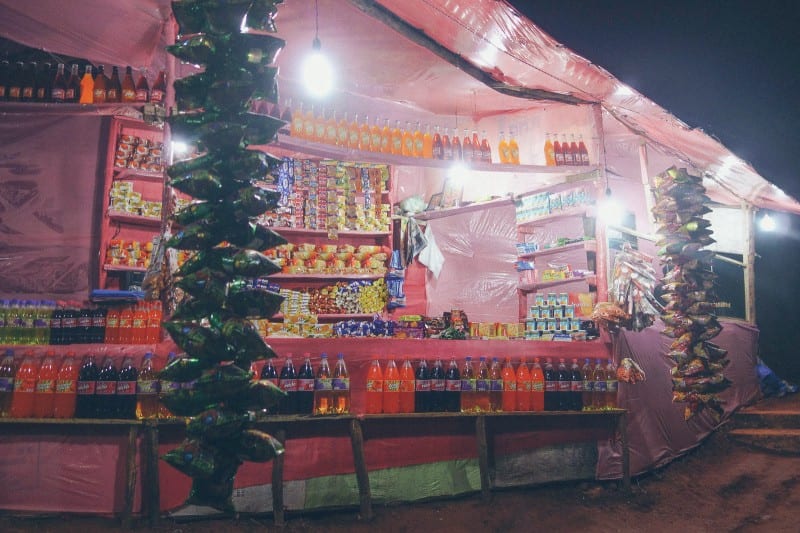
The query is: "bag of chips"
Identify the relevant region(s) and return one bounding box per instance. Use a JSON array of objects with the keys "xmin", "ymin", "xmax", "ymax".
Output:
[{"xmin": 186, "ymin": 407, "xmax": 250, "ymax": 441}]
